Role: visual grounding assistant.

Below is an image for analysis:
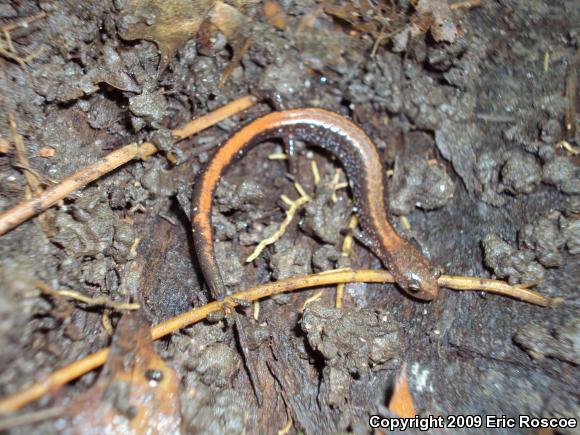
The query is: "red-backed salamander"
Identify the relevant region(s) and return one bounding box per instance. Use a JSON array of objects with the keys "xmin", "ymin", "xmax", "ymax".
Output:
[{"xmin": 192, "ymin": 108, "xmax": 440, "ymax": 301}]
